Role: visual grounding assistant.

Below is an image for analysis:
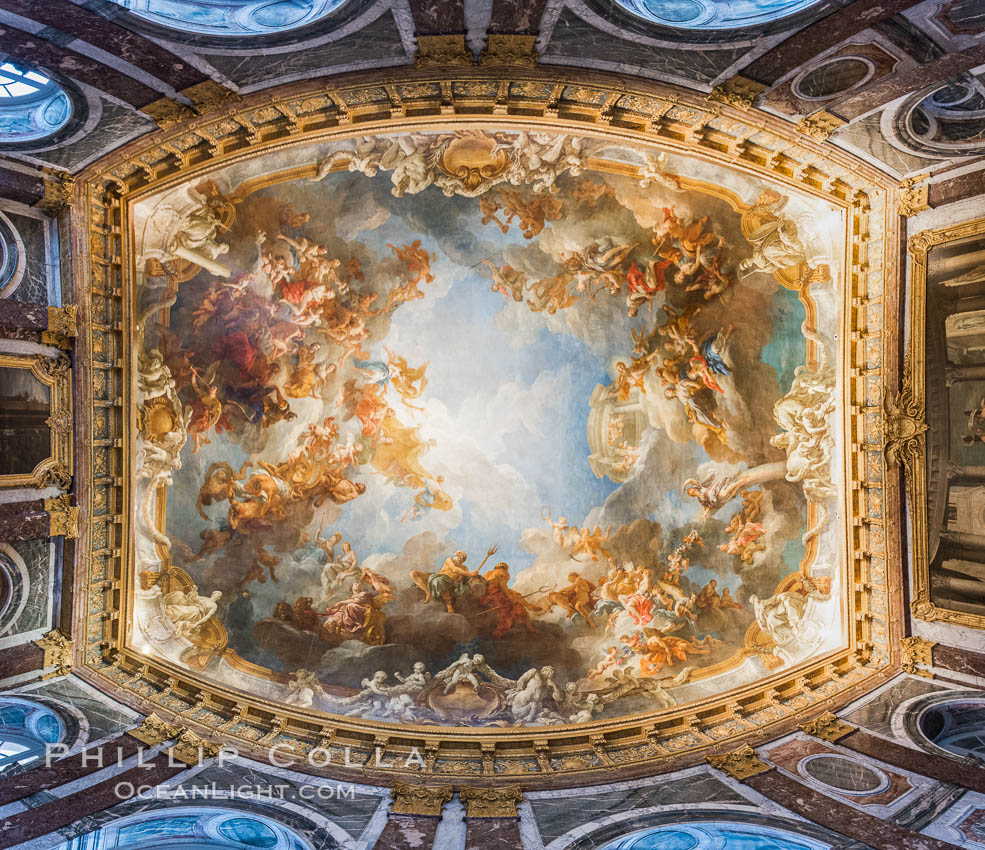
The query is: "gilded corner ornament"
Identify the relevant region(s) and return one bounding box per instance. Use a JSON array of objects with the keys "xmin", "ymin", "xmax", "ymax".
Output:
[
  {"xmin": 141, "ymin": 97, "xmax": 196, "ymax": 131},
  {"xmin": 459, "ymin": 786, "xmax": 523, "ymax": 818},
  {"xmin": 898, "ymin": 174, "xmax": 930, "ymax": 218},
  {"xmin": 36, "ymin": 629, "xmax": 72, "ymax": 677},
  {"xmin": 45, "ymin": 494, "xmax": 79, "ymax": 538},
  {"xmin": 884, "ymin": 356, "xmax": 927, "ymax": 499},
  {"xmin": 42, "ymin": 305, "xmax": 78, "ymax": 350},
  {"xmin": 390, "ymin": 781, "xmax": 454, "ymax": 816},
  {"xmin": 182, "ymin": 81, "xmax": 241, "ymax": 115},
  {"xmin": 169, "ymin": 728, "xmax": 220, "ymax": 764},
  {"xmin": 415, "ymin": 35, "xmax": 472, "ymax": 67},
  {"xmin": 706, "ymin": 744, "xmax": 772, "ymax": 780},
  {"xmin": 34, "ymin": 168, "xmax": 75, "ymax": 217},
  {"xmin": 796, "ymin": 111, "xmax": 846, "ymax": 142},
  {"xmin": 900, "ymin": 636, "xmax": 935, "ymax": 676},
  {"xmin": 707, "ymin": 75, "xmax": 767, "ymax": 110},
  {"xmin": 798, "ymin": 710, "xmax": 854, "ymax": 742},
  {"xmin": 130, "ymin": 713, "xmax": 182, "ymax": 746},
  {"xmin": 479, "ymin": 35, "xmax": 537, "ymax": 67}
]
